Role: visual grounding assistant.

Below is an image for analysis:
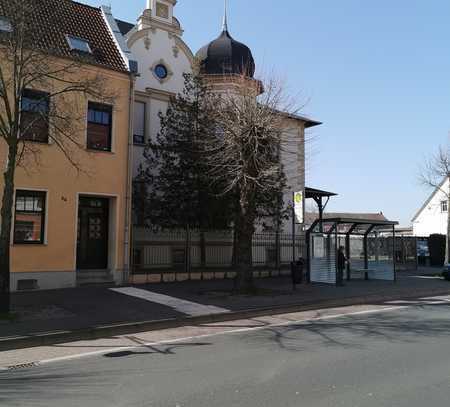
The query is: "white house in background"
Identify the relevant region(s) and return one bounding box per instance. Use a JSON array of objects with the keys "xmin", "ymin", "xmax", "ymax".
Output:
[{"xmin": 412, "ymin": 177, "xmax": 449, "ymax": 237}]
